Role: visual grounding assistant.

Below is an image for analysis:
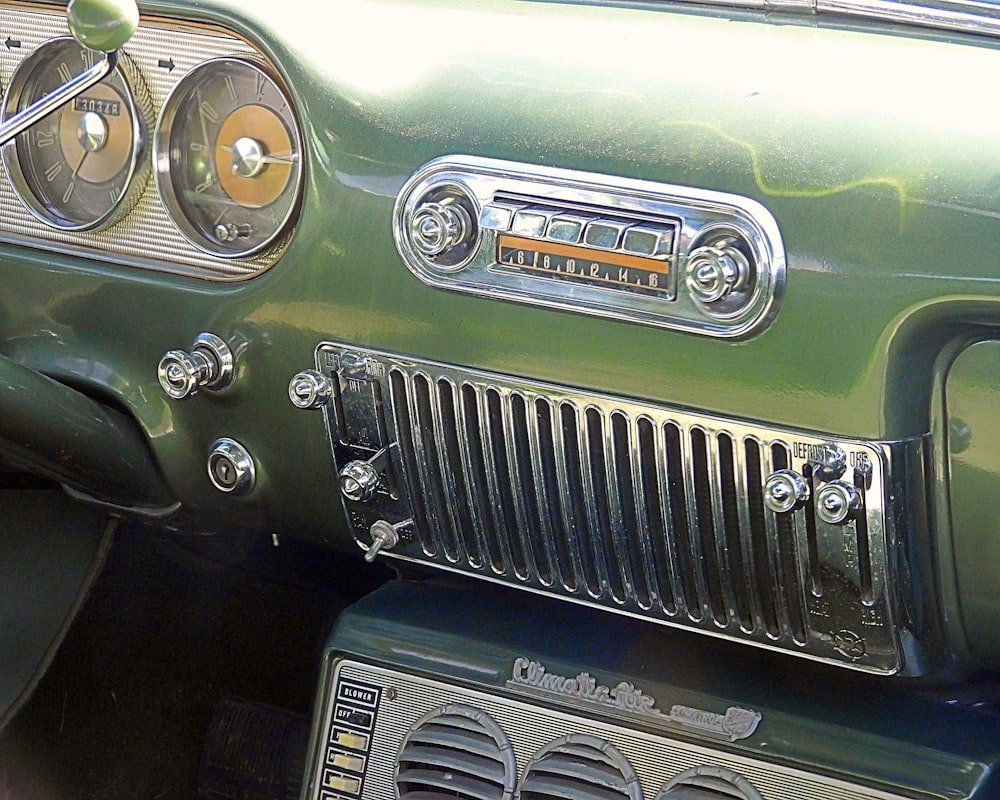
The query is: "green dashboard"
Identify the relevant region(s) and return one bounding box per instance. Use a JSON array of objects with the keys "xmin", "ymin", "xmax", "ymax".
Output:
[{"xmin": 2, "ymin": 0, "xmax": 1000, "ymax": 797}]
